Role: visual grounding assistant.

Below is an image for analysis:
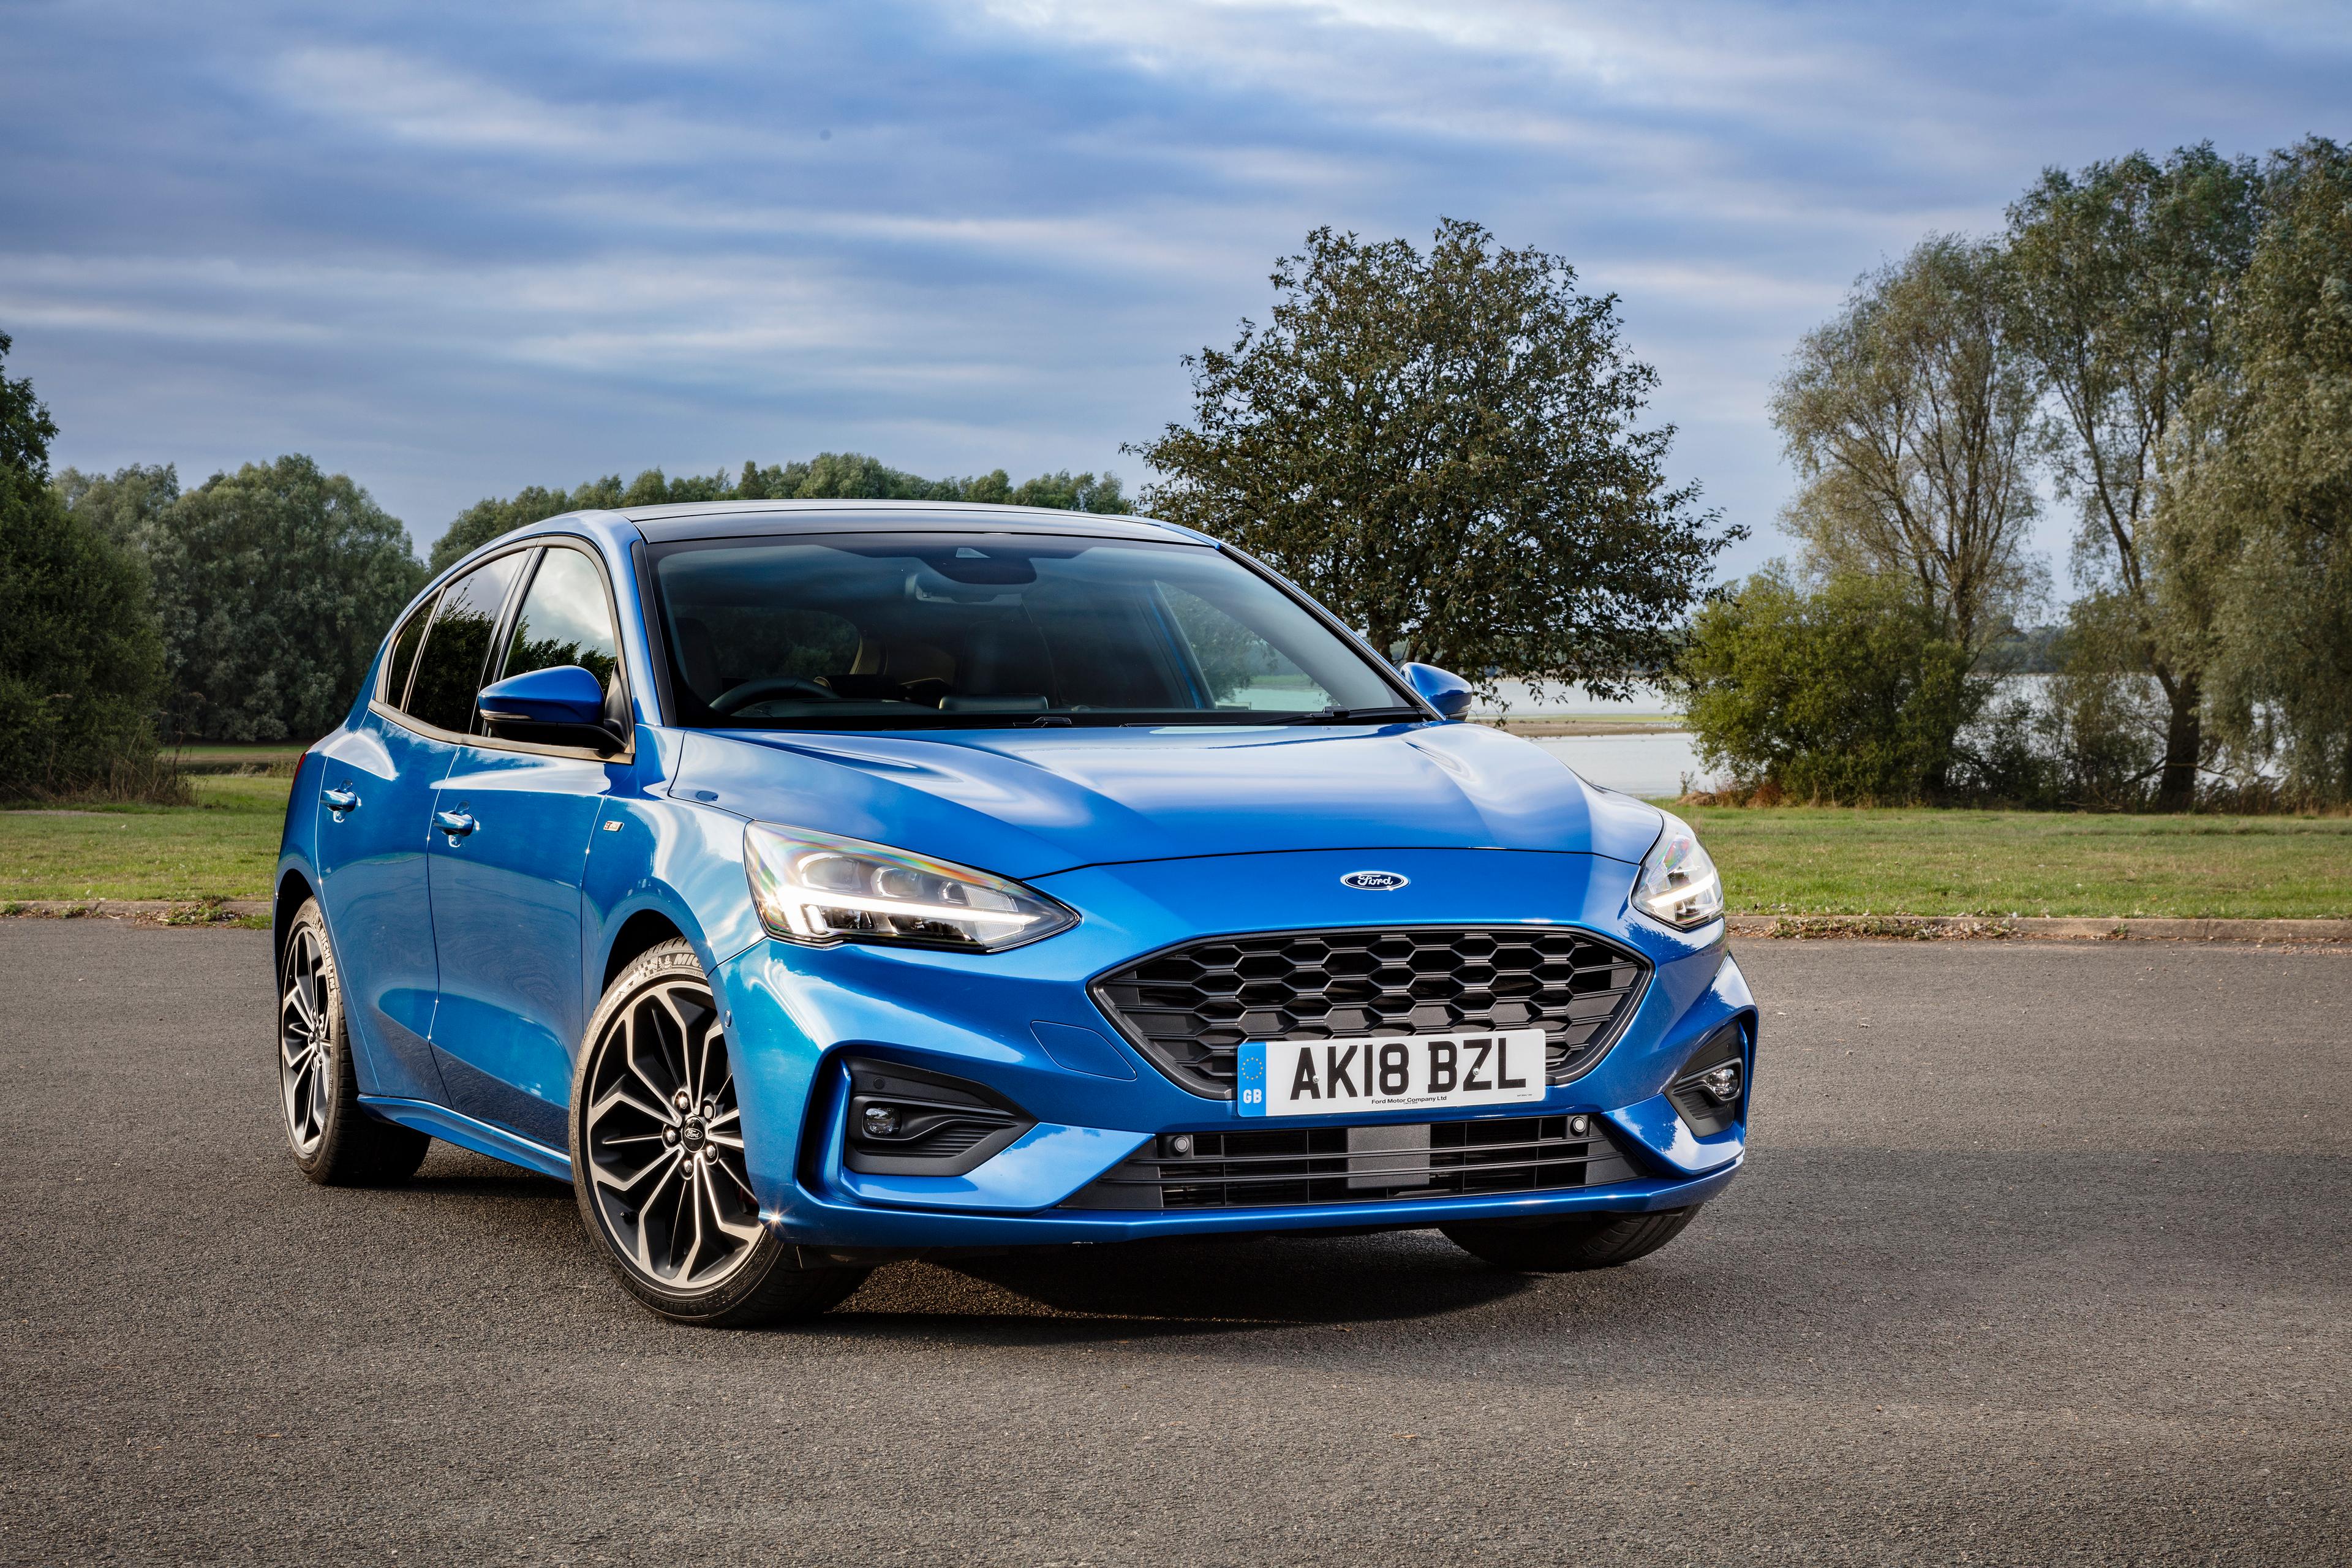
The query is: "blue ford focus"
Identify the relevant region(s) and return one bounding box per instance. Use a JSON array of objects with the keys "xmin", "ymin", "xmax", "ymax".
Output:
[{"xmin": 275, "ymin": 500, "xmax": 1753, "ymax": 1325}]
